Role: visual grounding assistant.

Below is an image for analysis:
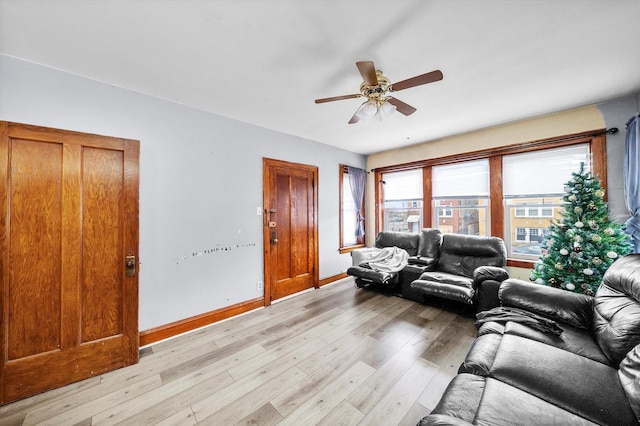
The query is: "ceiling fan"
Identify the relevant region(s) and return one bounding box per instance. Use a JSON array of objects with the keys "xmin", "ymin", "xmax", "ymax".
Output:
[{"xmin": 315, "ymin": 61, "xmax": 443, "ymax": 124}]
